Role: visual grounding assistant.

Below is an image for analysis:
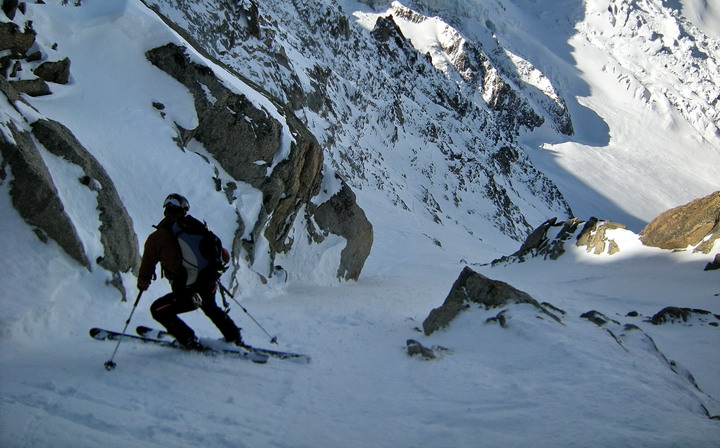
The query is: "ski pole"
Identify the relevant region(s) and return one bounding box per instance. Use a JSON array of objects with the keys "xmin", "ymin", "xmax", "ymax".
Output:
[
  {"xmin": 218, "ymin": 281, "xmax": 278, "ymax": 344},
  {"xmin": 104, "ymin": 291, "xmax": 143, "ymax": 371}
]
